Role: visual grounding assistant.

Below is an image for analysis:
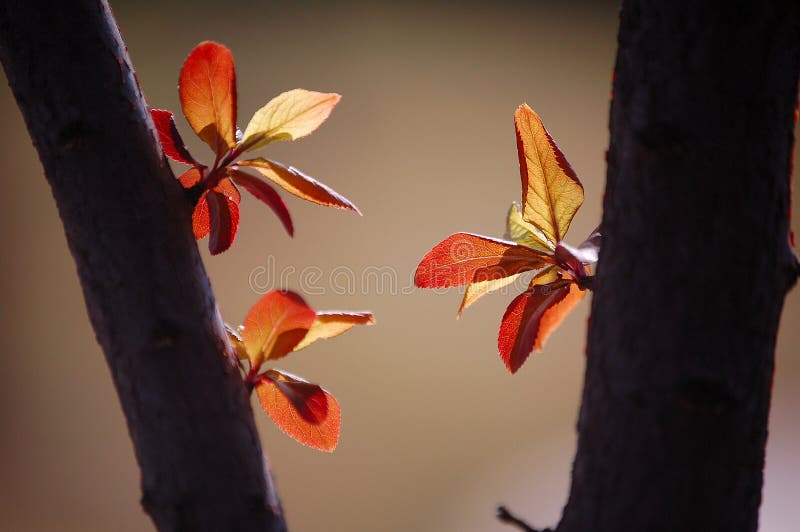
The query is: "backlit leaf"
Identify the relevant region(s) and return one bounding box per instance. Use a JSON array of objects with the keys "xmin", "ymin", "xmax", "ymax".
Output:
[
  {"xmin": 241, "ymin": 89, "xmax": 340, "ymax": 151},
  {"xmin": 179, "ymin": 41, "xmax": 237, "ymax": 156},
  {"xmin": 179, "ymin": 167, "xmax": 203, "ymax": 188},
  {"xmin": 515, "ymin": 104, "xmax": 583, "ymax": 244},
  {"xmin": 192, "ymin": 191, "xmax": 211, "ymax": 239},
  {"xmin": 207, "ymin": 190, "xmax": 239, "ymax": 255},
  {"xmin": 530, "ymin": 265, "xmax": 559, "ymax": 286},
  {"xmin": 241, "ymin": 290, "xmax": 316, "ymax": 368},
  {"xmin": 150, "ymin": 109, "xmax": 196, "ymax": 165},
  {"xmin": 498, "ymin": 281, "xmax": 585, "ymax": 373},
  {"xmin": 229, "ymin": 169, "xmax": 294, "ymax": 236},
  {"xmin": 505, "ymin": 202, "xmax": 554, "ymax": 252},
  {"xmin": 214, "ymin": 176, "xmax": 241, "ymax": 204},
  {"xmin": 191, "ymin": 178, "xmax": 241, "ymax": 249},
  {"xmin": 414, "ymin": 232, "xmax": 552, "ymax": 288},
  {"xmin": 236, "ymin": 158, "xmax": 360, "ymax": 214},
  {"xmin": 457, "ymin": 272, "xmax": 522, "ymax": 318},
  {"xmin": 255, "ymin": 369, "xmax": 340, "ymax": 452},
  {"xmin": 293, "ymin": 311, "xmax": 375, "ymax": 351}
]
